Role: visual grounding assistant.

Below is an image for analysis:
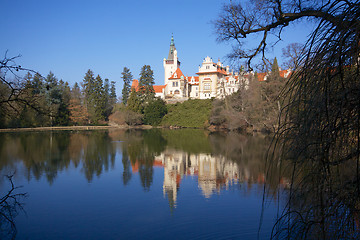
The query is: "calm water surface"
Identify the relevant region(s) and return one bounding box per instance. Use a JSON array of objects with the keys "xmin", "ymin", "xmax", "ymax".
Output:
[{"xmin": 0, "ymin": 129, "xmax": 289, "ymax": 239}]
